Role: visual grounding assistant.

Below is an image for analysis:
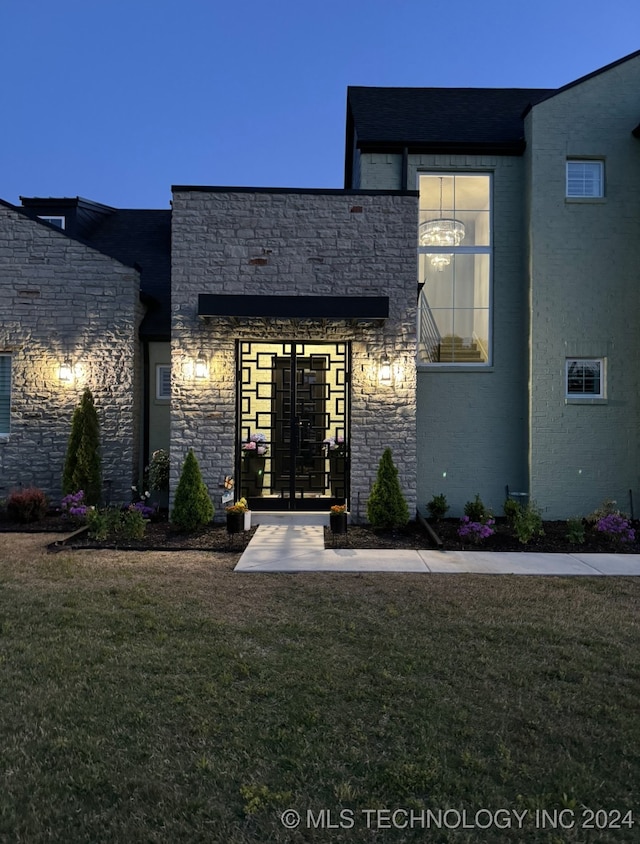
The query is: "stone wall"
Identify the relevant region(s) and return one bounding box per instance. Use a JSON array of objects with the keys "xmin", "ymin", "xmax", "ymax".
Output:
[
  {"xmin": 0, "ymin": 205, "xmax": 142, "ymax": 505},
  {"xmin": 170, "ymin": 188, "xmax": 418, "ymax": 522}
]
